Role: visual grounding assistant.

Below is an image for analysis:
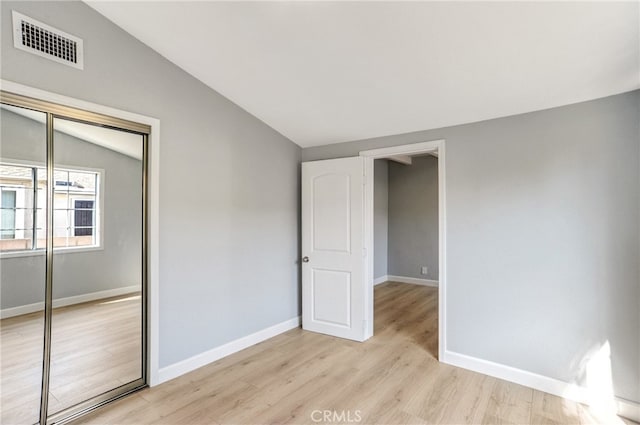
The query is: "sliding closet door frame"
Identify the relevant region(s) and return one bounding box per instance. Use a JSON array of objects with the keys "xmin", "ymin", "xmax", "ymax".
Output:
[
  {"xmin": 41, "ymin": 110, "xmax": 53, "ymax": 425},
  {"xmin": 0, "ymin": 90, "xmax": 151, "ymax": 425}
]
